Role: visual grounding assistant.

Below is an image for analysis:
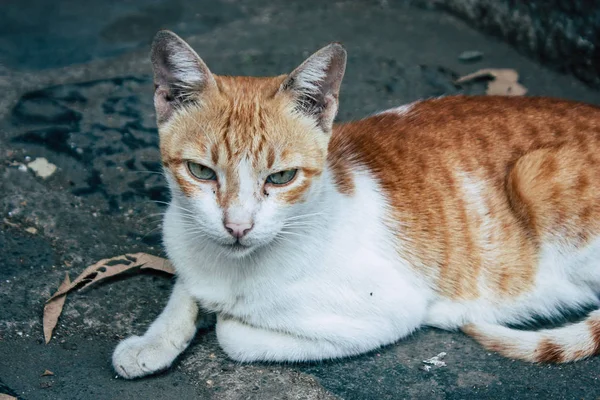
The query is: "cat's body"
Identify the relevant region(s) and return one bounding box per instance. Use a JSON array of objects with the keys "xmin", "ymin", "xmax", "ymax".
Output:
[{"xmin": 112, "ymin": 31, "xmax": 600, "ymax": 379}]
